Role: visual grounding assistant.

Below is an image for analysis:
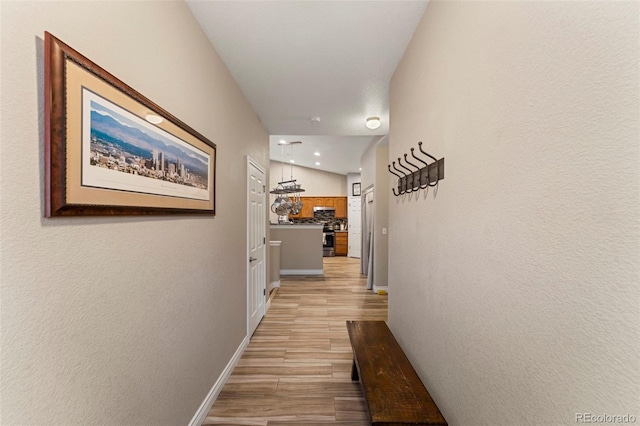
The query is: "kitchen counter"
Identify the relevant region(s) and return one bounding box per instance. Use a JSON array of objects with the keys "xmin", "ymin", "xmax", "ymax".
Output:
[
  {"xmin": 270, "ymin": 224, "xmax": 323, "ymax": 229},
  {"xmin": 270, "ymin": 225, "xmax": 323, "ymax": 275}
]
